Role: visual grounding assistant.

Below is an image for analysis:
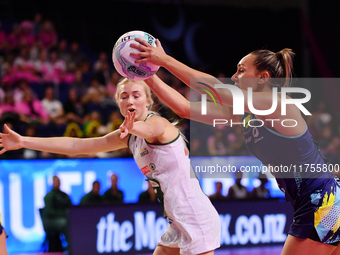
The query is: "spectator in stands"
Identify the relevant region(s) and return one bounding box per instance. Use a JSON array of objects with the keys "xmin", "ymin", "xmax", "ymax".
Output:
[
  {"xmin": 38, "ymin": 21, "xmax": 57, "ymax": 50},
  {"xmin": 64, "ymin": 122, "xmax": 83, "ymax": 138},
  {"xmin": 29, "ymin": 38, "xmax": 44, "ymax": 61},
  {"xmin": 319, "ymin": 125, "xmax": 333, "ymax": 150},
  {"xmin": 100, "ymin": 110, "xmax": 123, "ymax": 134},
  {"xmin": 15, "ymin": 90, "xmax": 49, "ymax": 124},
  {"xmin": 313, "ymin": 101, "xmax": 332, "ymax": 130},
  {"xmin": 138, "ymin": 182, "xmax": 157, "ymax": 203},
  {"xmin": 227, "ymin": 171, "xmax": 249, "ymax": 199},
  {"xmin": 22, "ymin": 125, "xmax": 40, "ymax": 159},
  {"xmin": 0, "ymin": 21, "xmax": 7, "ymax": 56},
  {"xmin": 323, "ymin": 136, "xmax": 340, "ymax": 164},
  {"xmin": 207, "ymin": 125, "xmax": 230, "ymax": 156},
  {"xmin": 209, "ymin": 182, "xmax": 226, "ymax": 200},
  {"xmin": 64, "ymin": 88, "xmax": 86, "ymax": 124},
  {"xmin": 42, "ymin": 175, "xmax": 72, "ymax": 253},
  {"xmin": 106, "ymin": 71, "xmax": 120, "ymax": 98},
  {"xmin": 13, "ymin": 48, "xmax": 39, "ymax": 83},
  {"xmin": 12, "ymin": 79, "xmax": 33, "ymax": 103},
  {"xmin": 93, "ymin": 52, "xmax": 108, "ymax": 73},
  {"xmin": 0, "ymin": 87, "xmax": 4, "ymax": 104},
  {"xmin": 7, "ymin": 23, "xmax": 20, "ymax": 53},
  {"xmin": 83, "ymin": 111, "xmax": 102, "ymax": 138},
  {"xmin": 57, "ymin": 39, "xmax": 71, "ymax": 65},
  {"xmin": 189, "ymin": 138, "xmax": 205, "ymax": 156},
  {"xmin": 229, "ymin": 126, "xmax": 249, "ymax": 156},
  {"xmin": 34, "ymin": 49, "xmax": 53, "ymax": 83},
  {"xmin": 69, "ymin": 42, "xmax": 87, "ymax": 70},
  {"xmin": 305, "ymin": 115, "xmax": 318, "ymax": 138},
  {"xmin": 70, "ymin": 70, "xmax": 88, "ymax": 98},
  {"xmin": 0, "ymin": 93, "xmax": 17, "ymax": 118},
  {"xmin": 32, "ymin": 13, "xmax": 43, "ymax": 37},
  {"xmin": 93, "ymin": 52, "xmax": 110, "ymax": 85},
  {"xmin": 18, "ymin": 20, "xmax": 35, "ymax": 49},
  {"xmin": 82, "ymin": 77, "xmax": 105, "ymax": 105},
  {"xmin": 0, "ymin": 92, "xmax": 26, "ymax": 126},
  {"xmin": 49, "ymin": 50, "xmax": 67, "ymax": 84},
  {"xmin": 41, "ymin": 86, "xmax": 65, "ymax": 124},
  {"xmin": 103, "ymin": 174, "xmax": 124, "ymax": 203},
  {"xmin": 14, "ymin": 48, "xmax": 33, "ymax": 69},
  {"xmin": 79, "ymin": 181, "xmax": 103, "ymax": 205},
  {"xmin": 1, "ymin": 64, "xmax": 16, "ymax": 87},
  {"xmin": 251, "ymin": 173, "xmax": 270, "ymax": 199}
]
